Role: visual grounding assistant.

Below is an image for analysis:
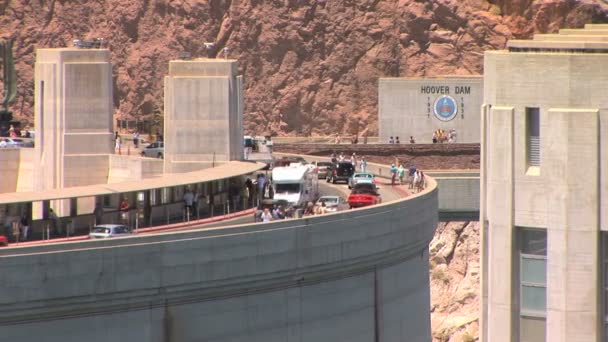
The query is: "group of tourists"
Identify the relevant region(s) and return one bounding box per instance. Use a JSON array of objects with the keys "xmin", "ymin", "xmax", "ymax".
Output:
[
  {"xmin": 331, "ymin": 152, "xmax": 368, "ymax": 172},
  {"xmin": 432, "ymin": 128, "xmax": 457, "ymax": 143},
  {"xmin": 389, "ymin": 162, "xmax": 426, "ymax": 192},
  {"xmin": 388, "ymin": 136, "xmax": 416, "ymax": 144}
]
